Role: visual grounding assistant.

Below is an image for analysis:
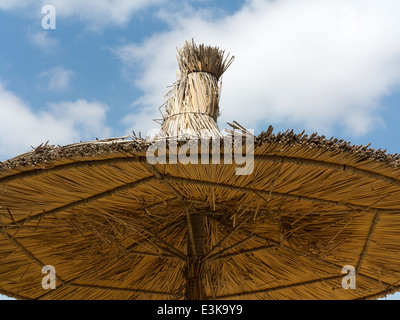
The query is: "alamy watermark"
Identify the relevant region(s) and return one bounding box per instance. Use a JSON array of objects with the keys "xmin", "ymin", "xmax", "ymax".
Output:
[
  {"xmin": 41, "ymin": 5, "xmax": 56, "ymax": 30},
  {"xmin": 41, "ymin": 265, "xmax": 56, "ymax": 289},
  {"xmin": 341, "ymin": 265, "xmax": 356, "ymax": 290},
  {"xmin": 146, "ymin": 130, "xmax": 254, "ymax": 176}
]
